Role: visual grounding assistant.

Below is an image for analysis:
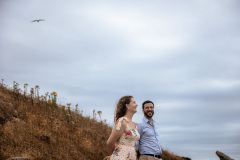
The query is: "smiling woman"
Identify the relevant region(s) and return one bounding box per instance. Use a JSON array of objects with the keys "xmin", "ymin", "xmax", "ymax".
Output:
[
  {"xmin": 114, "ymin": 95, "xmax": 137, "ymax": 122},
  {"xmin": 104, "ymin": 95, "xmax": 140, "ymax": 160}
]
